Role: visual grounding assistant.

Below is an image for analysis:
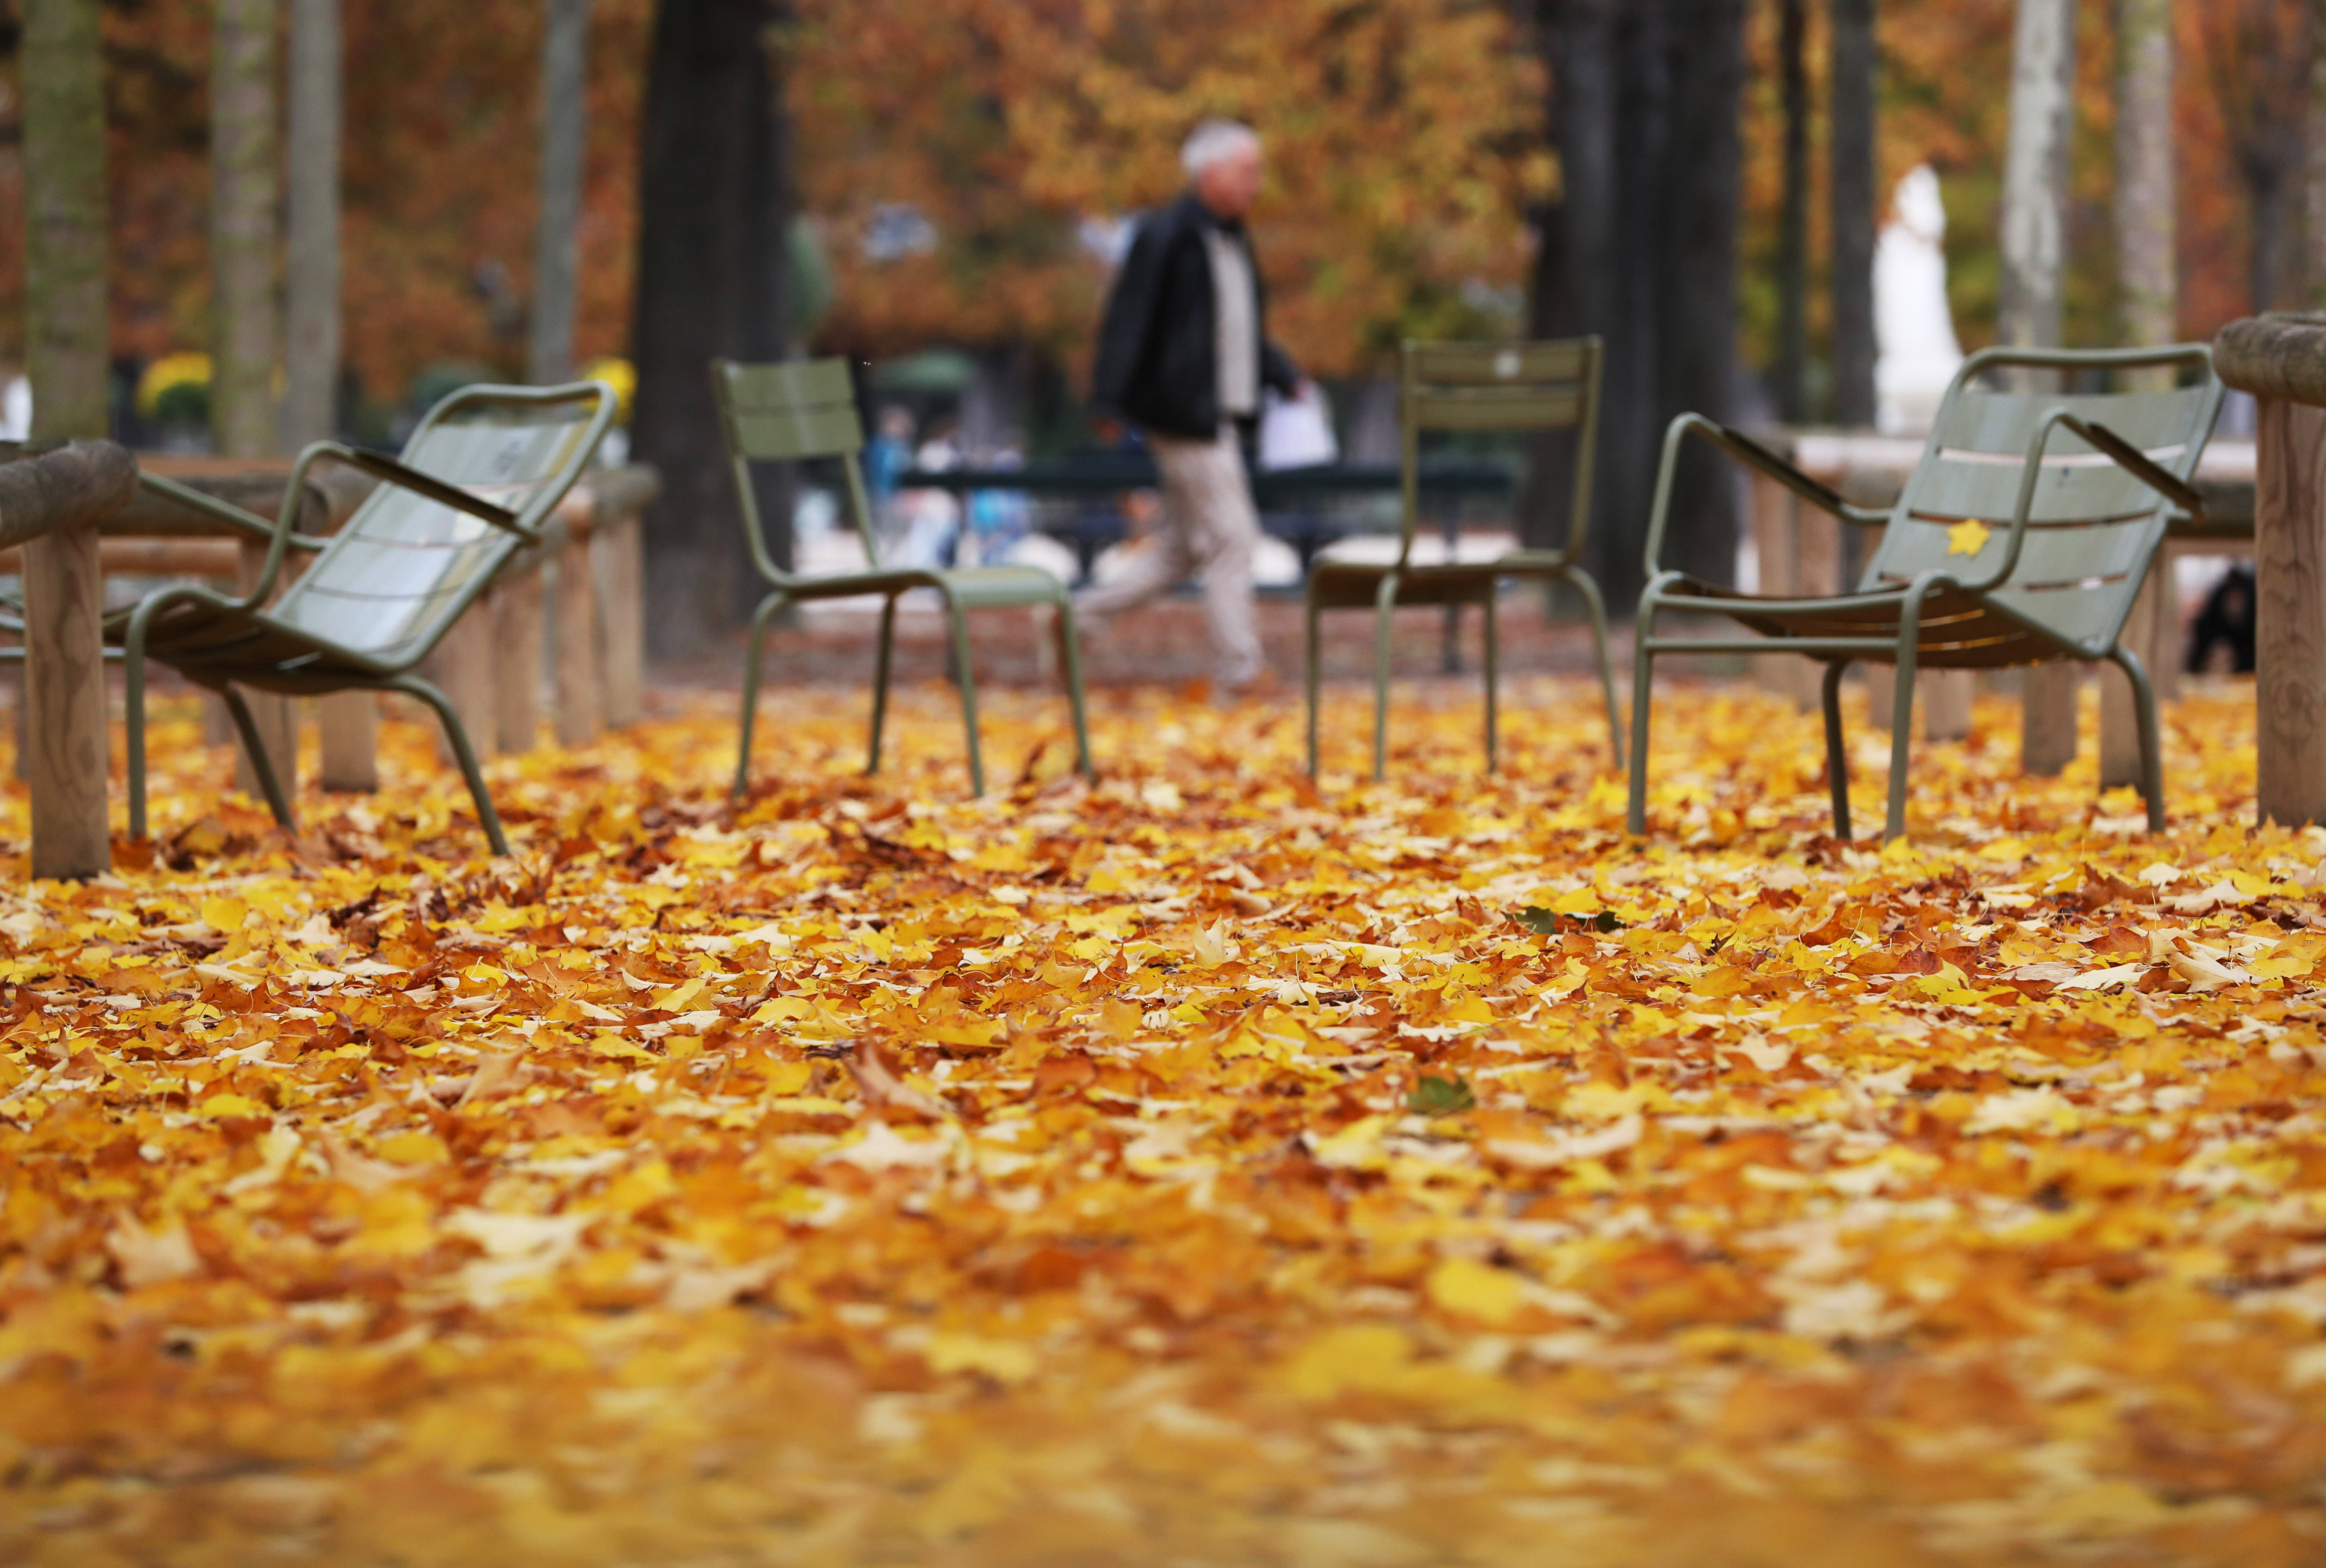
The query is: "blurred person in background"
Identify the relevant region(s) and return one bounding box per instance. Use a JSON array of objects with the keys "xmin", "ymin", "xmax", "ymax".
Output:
[{"xmin": 1081, "ymin": 118, "xmax": 1302, "ymax": 697}]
